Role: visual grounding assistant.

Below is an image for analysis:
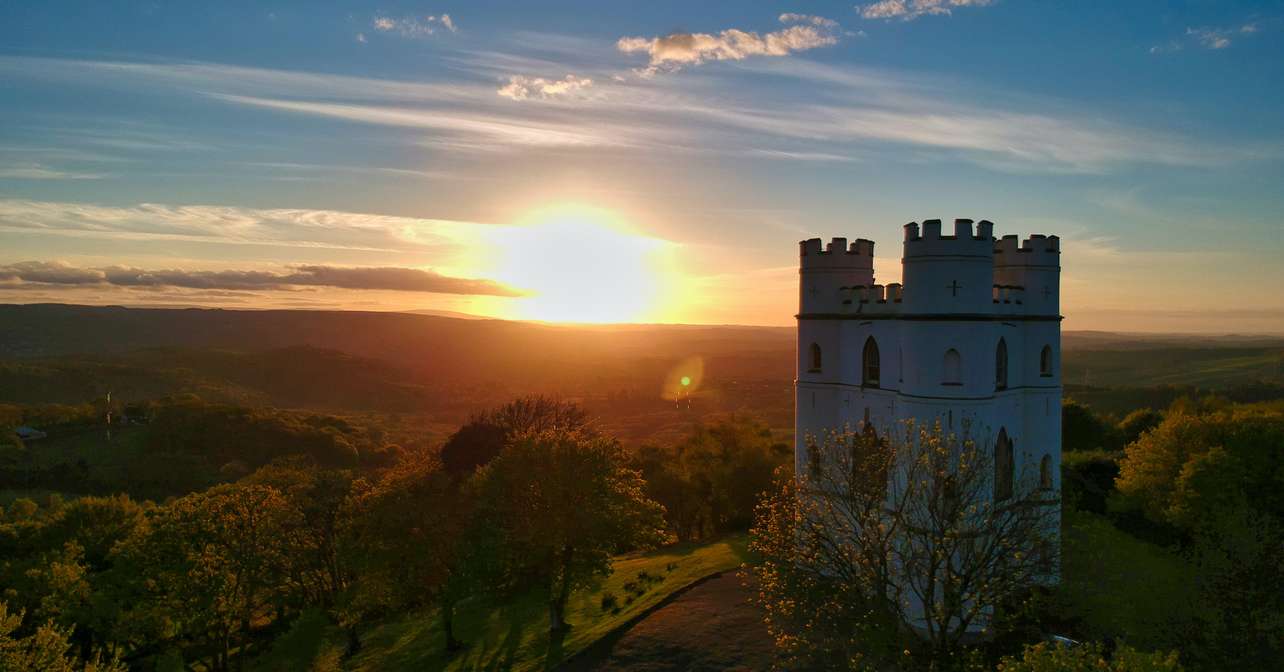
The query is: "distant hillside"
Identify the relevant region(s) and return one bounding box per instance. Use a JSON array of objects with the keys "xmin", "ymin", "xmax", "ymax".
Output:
[
  {"xmin": 1, "ymin": 305, "xmax": 1280, "ymax": 423},
  {"xmin": 0, "ymin": 303, "xmax": 793, "ymax": 389}
]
